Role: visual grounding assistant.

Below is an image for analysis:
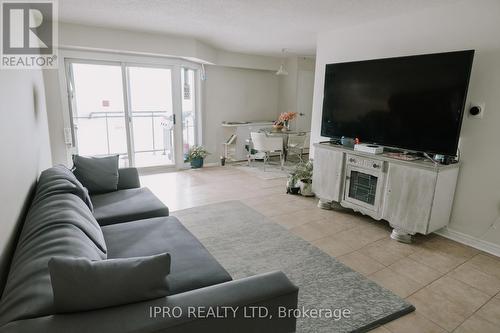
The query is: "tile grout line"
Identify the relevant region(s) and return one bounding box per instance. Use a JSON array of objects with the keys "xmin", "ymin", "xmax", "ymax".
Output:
[{"xmin": 450, "ymin": 291, "xmax": 497, "ymax": 332}]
